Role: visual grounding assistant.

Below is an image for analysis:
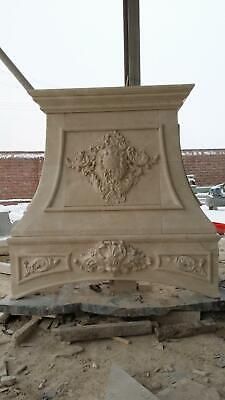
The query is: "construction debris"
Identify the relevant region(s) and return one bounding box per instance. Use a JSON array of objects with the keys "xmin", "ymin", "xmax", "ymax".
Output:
[
  {"xmin": 15, "ymin": 364, "xmax": 28, "ymax": 375},
  {"xmin": 155, "ymin": 320, "xmax": 218, "ymax": 341},
  {"xmin": 54, "ymin": 320, "xmax": 152, "ymax": 343},
  {"xmin": 105, "ymin": 364, "xmax": 158, "ymax": 400},
  {"xmin": 0, "ymin": 262, "xmax": 11, "ymax": 275},
  {"xmin": 0, "ymin": 359, "xmax": 8, "ymax": 377},
  {"xmin": 0, "ymin": 375, "xmax": 16, "ymax": 387},
  {"xmin": 54, "ymin": 345, "xmax": 84, "ymax": 358},
  {"xmin": 112, "ymin": 336, "xmax": 131, "ymax": 345},
  {"xmin": 0, "ymin": 312, "xmax": 10, "ymax": 324},
  {"xmin": 12, "ymin": 316, "xmax": 42, "ymax": 345}
]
